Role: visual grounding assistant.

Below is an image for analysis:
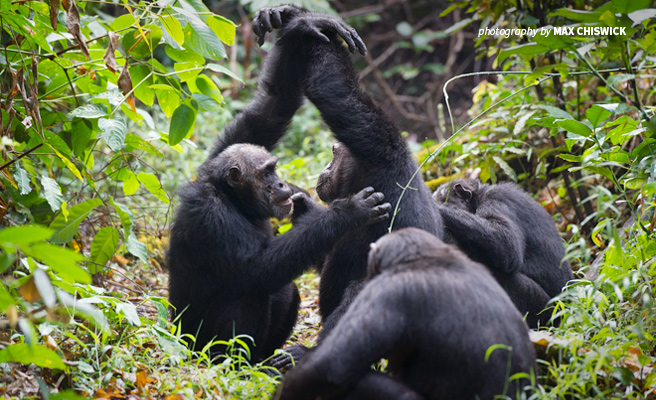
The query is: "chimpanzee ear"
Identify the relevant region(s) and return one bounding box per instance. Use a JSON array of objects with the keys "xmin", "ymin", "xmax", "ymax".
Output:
[
  {"xmin": 227, "ymin": 166, "xmax": 241, "ymax": 187},
  {"xmin": 453, "ymin": 183, "xmax": 472, "ymax": 202}
]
